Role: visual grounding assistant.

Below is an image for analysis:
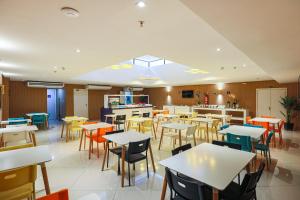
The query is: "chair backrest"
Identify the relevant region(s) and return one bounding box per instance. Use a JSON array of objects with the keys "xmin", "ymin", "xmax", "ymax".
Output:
[
  {"xmin": 265, "ymin": 131, "xmax": 274, "ymax": 147},
  {"xmin": 32, "ymin": 114, "xmax": 46, "ymax": 124},
  {"xmin": 246, "ymin": 116, "xmax": 252, "ymax": 124},
  {"xmin": 171, "ymin": 143, "xmax": 192, "ymax": 156},
  {"xmin": 165, "ymin": 167, "xmax": 204, "ymax": 200},
  {"xmin": 142, "ymin": 119, "xmax": 153, "ymax": 127},
  {"xmin": 37, "ymin": 189, "xmax": 69, "ymax": 200},
  {"xmin": 240, "ymin": 161, "xmax": 265, "ymax": 200},
  {"xmin": 212, "ymin": 119, "xmax": 220, "ymax": 128},
  {"xmin": 186, "ymin": 125, "xmax": 197, "ymax": 136},
  {"xmin": 71, "ymin": 120, "xmax": 84, "ymax": 128},
  {"xmin": 192, "ymin": 112, "xmax": 198, "ymax": 118},
  {"xmin": 252, "ymin": 121, "xmax": 270, "ymax": 130},
  {"xmin": 220, "ymin": 124, "xmax": 229, "ymax": 130},
  {"xmin": 226, "ymin": 115, "xmax": 232, "ymax": 122},
  {"xmin": 0, "ymin": 165, "xmax": 37, "ymax": 193},
  {"xmin": 97, "ymin": 126, "xmax": 113, "ymax": 136},
  {"xmin": 0, "ymin": 143, "xmax": 34, "ymax": 152},
  {"xmin": 116, "ymin": 115, "xmax": 126, "ymax": 121},
  {"xmin": 142, "ymin": 112, "xmax": 150, "ymax": 117},
  {"xmin": 212, "ymin": 140, "xmax": 242, "ymax": 150},
  {"xmin": 127, "ymin": 138, "xmax": 150, "ymax": 155},
  {"xmin": 226, "ymin": 133, "xmax": 252, "ymax": 152},
  {"xmin": 243, "ymin": 124, "xmax": 263, "ymax": 128}
]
